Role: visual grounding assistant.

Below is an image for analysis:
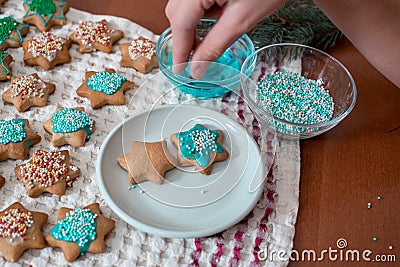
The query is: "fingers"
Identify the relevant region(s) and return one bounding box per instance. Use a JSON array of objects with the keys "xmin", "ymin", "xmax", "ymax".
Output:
[
  {"xmin": 190, "ymin": 0, "xmax": 285, "ymax": 79},
  {"xmin": 166, "ymin": 0, "xmax": 208, "ymax": 74}
]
